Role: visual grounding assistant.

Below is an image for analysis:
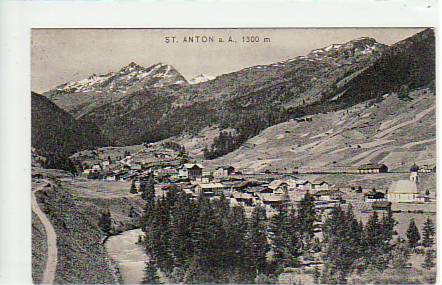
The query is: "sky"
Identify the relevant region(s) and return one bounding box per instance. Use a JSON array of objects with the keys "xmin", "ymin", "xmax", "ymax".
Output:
[{"xmin": 31, "ymin": 28, "xmax": 425, "ymax": 93}]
